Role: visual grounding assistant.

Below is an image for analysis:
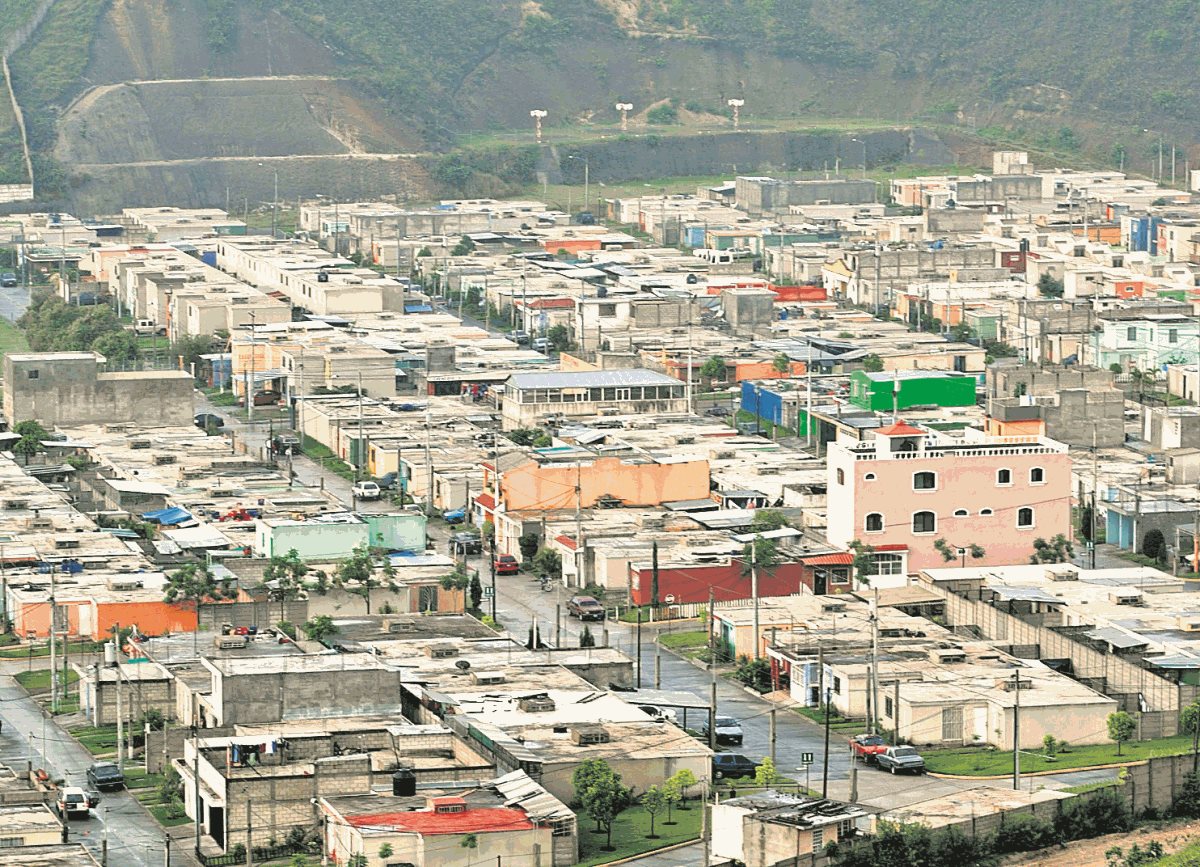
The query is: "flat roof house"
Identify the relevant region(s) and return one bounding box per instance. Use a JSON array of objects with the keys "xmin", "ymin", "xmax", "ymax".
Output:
[{"xmin": 500, "ymin": 369, "xmax": 686, "ymax": 430}]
